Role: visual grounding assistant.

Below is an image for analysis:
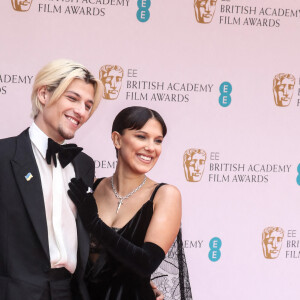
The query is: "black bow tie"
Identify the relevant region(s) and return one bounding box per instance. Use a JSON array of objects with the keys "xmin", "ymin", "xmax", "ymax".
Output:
[{"xmin": 46, "ymin": 138, "xmax": 83, "ymax": 168}]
